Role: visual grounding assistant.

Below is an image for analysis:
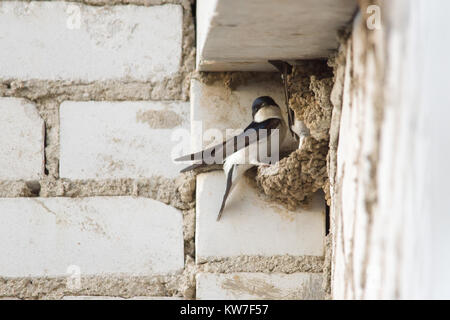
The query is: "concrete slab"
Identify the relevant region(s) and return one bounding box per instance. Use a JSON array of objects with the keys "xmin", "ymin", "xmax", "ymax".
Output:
[{"xmin": 197, "ymin": 0, "xmax": 357, "ymax": 71}]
